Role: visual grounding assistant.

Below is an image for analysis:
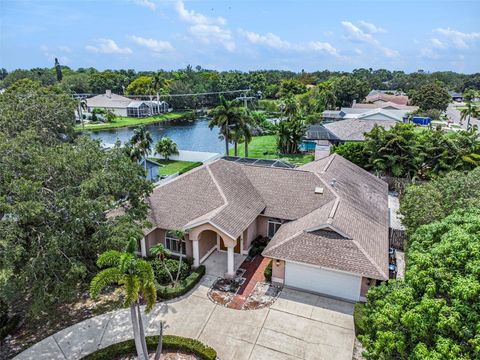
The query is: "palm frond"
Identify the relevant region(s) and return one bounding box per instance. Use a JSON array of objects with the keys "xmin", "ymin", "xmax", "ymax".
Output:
[
  {"xmin": 90, "ymin": 267, "xmax": 123, "ymax": 298},
  {"xmin": 96, "ymin": 250, "xmax": 122, "ymax": 268}
]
